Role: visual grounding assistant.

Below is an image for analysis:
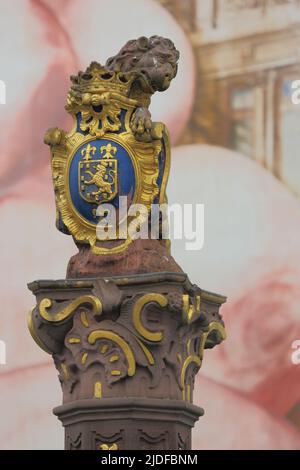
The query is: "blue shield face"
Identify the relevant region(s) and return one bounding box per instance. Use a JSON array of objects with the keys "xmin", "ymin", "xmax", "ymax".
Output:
[{"xmin": 68, "ymin": 138, "xmax": 136, "ymax": 224}]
